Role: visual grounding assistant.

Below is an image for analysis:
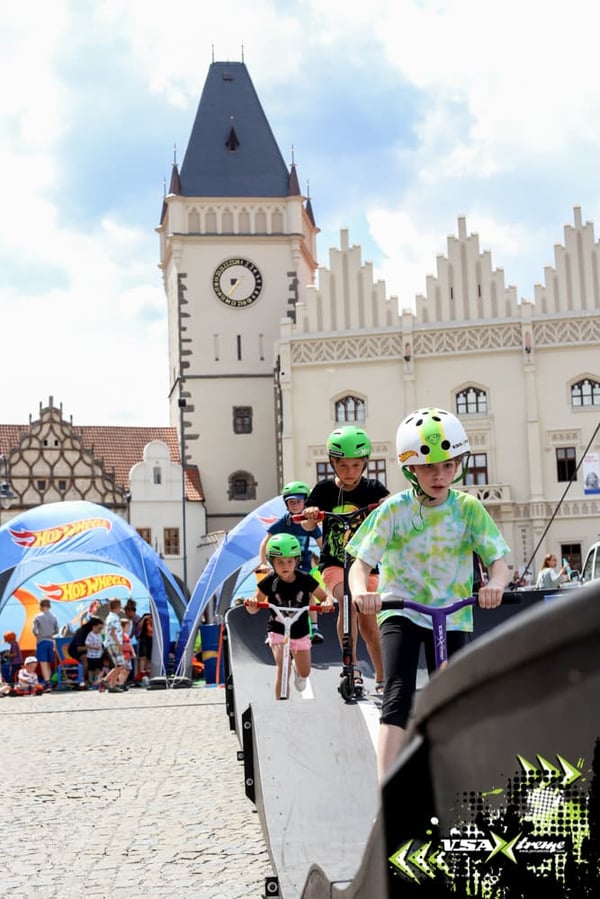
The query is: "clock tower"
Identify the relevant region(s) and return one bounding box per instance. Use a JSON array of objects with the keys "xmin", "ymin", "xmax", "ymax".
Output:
[{"xmin": 158, "ymin": 60, "xmax": 318, "ymax": 532}]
